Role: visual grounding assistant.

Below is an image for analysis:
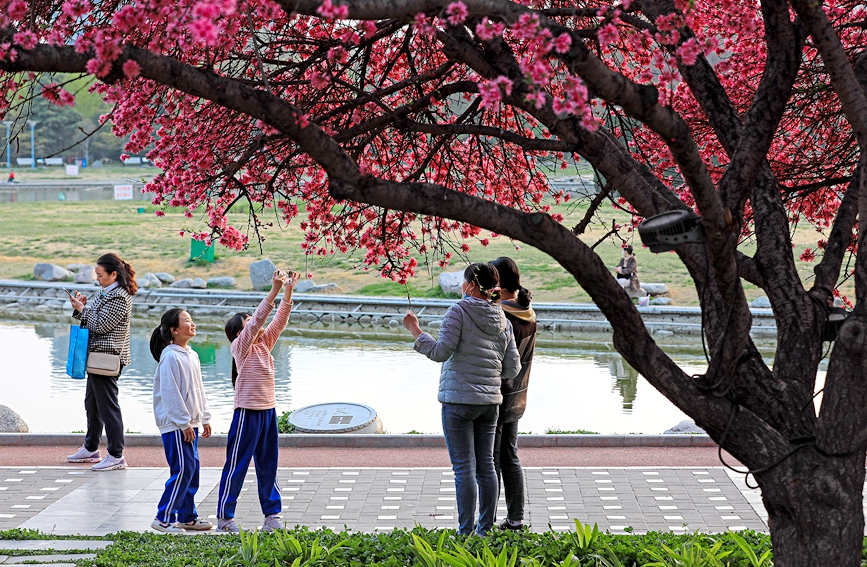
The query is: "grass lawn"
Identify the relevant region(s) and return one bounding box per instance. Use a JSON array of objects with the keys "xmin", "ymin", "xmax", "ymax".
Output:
[
  {"xmin": 0, "ymin": 174, "xmax": 848, "ymax": 304},
  {"xmin": 4, "ymin": 162, "xmax": 158, "ymax": 181}
]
